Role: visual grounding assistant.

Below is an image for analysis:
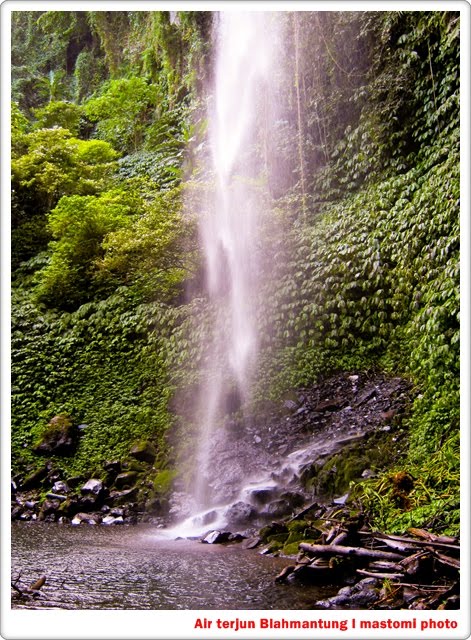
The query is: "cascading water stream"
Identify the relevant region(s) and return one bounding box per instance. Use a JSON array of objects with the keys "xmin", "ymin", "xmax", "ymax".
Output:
[{"xmin": 180, "ymin": 13, "xmax": 280, "ymax": 528}]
